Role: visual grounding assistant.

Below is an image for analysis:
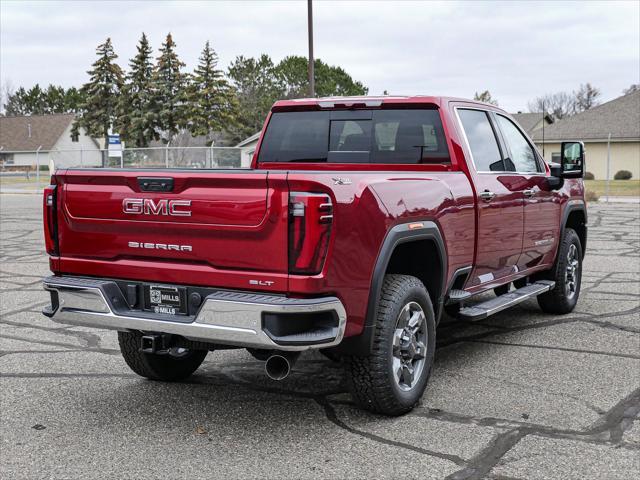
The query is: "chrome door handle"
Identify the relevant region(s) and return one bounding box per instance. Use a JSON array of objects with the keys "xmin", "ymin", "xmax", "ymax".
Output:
[
  {"xmin": 523, "ymin": 189, "xmax": 535, "ymax": 197},
  {"xmin": 479, "ymin": 190, "xmax": 496, "ymax": 201}
]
